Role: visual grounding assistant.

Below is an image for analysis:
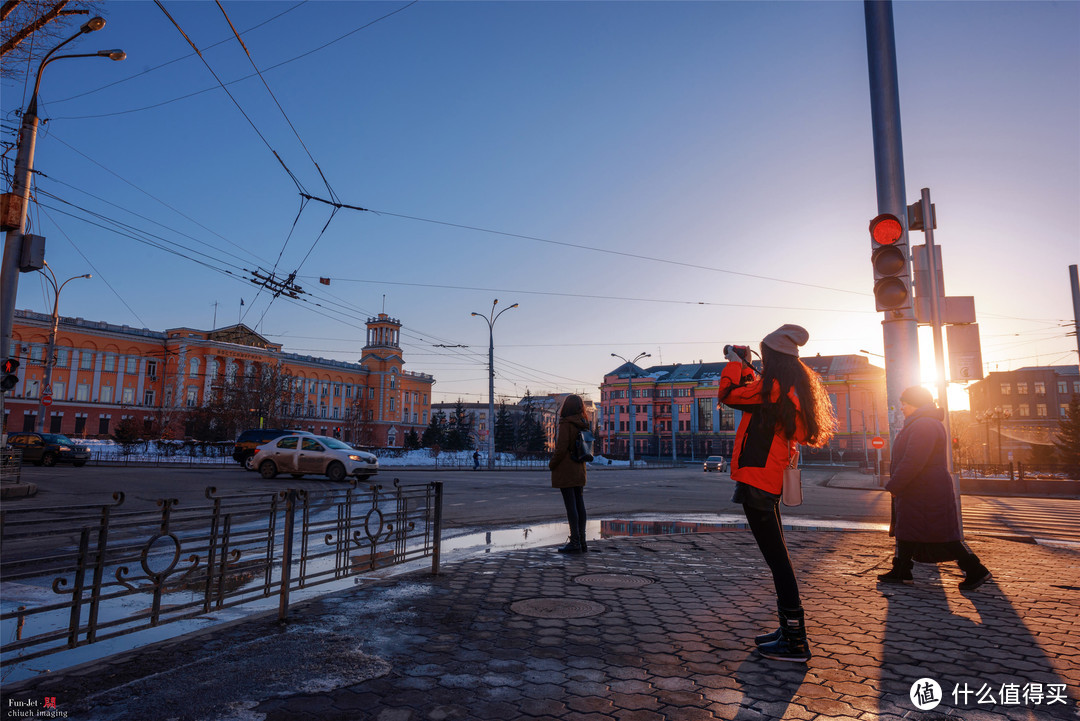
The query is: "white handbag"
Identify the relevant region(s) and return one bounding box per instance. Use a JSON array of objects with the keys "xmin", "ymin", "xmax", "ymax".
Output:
[{"xmin": 782, "ymin": 448, "xmax": 802, "ymax": 507}]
